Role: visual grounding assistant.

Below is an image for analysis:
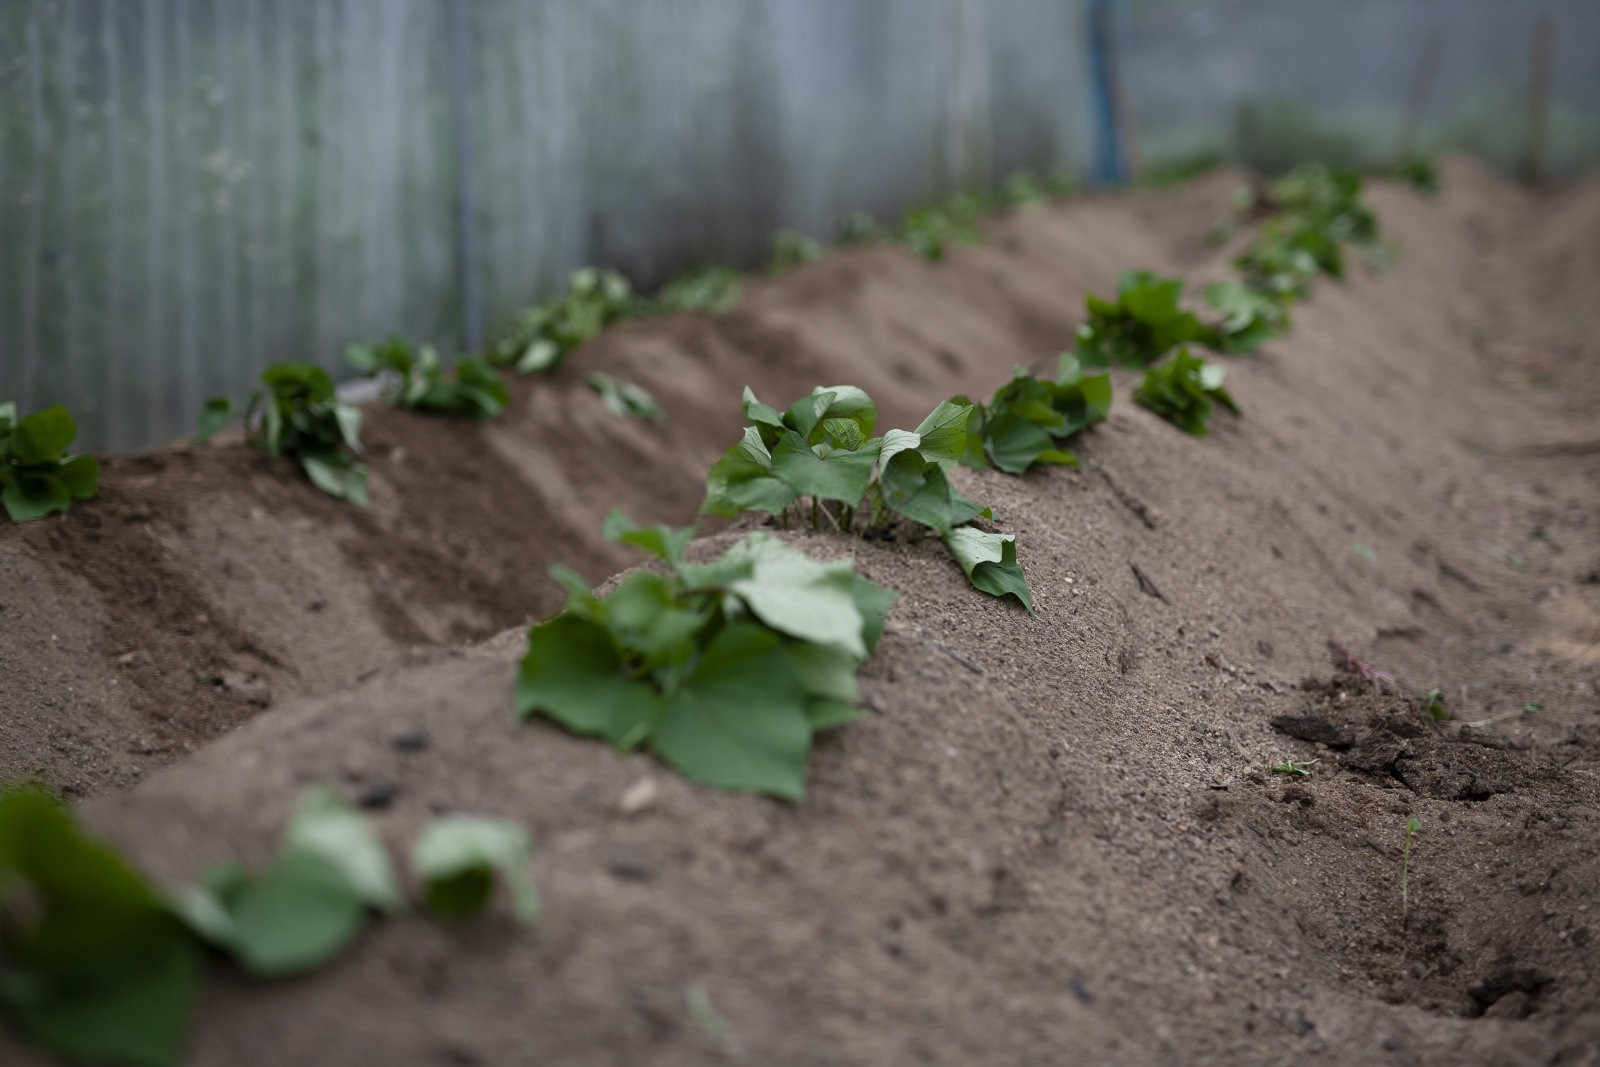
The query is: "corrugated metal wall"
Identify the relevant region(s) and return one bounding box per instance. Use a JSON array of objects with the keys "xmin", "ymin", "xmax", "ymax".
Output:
[
  {"xmin": 0, "ymin": 0, "xmax": 1092, "ymax": 452},
  {"xmin": 4, "ymin": 1, "xmax": 1598, "ymax": 452}
]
